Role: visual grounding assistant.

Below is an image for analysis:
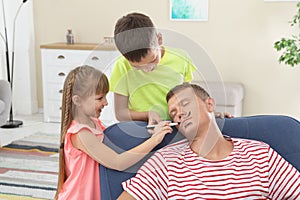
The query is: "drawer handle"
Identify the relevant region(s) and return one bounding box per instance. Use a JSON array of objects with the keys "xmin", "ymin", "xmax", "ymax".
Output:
[
  {"xmin": 58, "ymin": 72, "xmax": 65, "ymax": 76},
  {"xmin": 91, "ymin": 56, "xmax": 99, "ymax": 61},
  {"xmin": 59, "ymin": 107, "xmax": 62, "ymax": 110},
  {"xmin": 57, "ymin": 55, "xmax": 65, "ymax": 59},
  {"xmin": 58, "ymin": 89, "xmax": 63, "ymax": 93}
]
